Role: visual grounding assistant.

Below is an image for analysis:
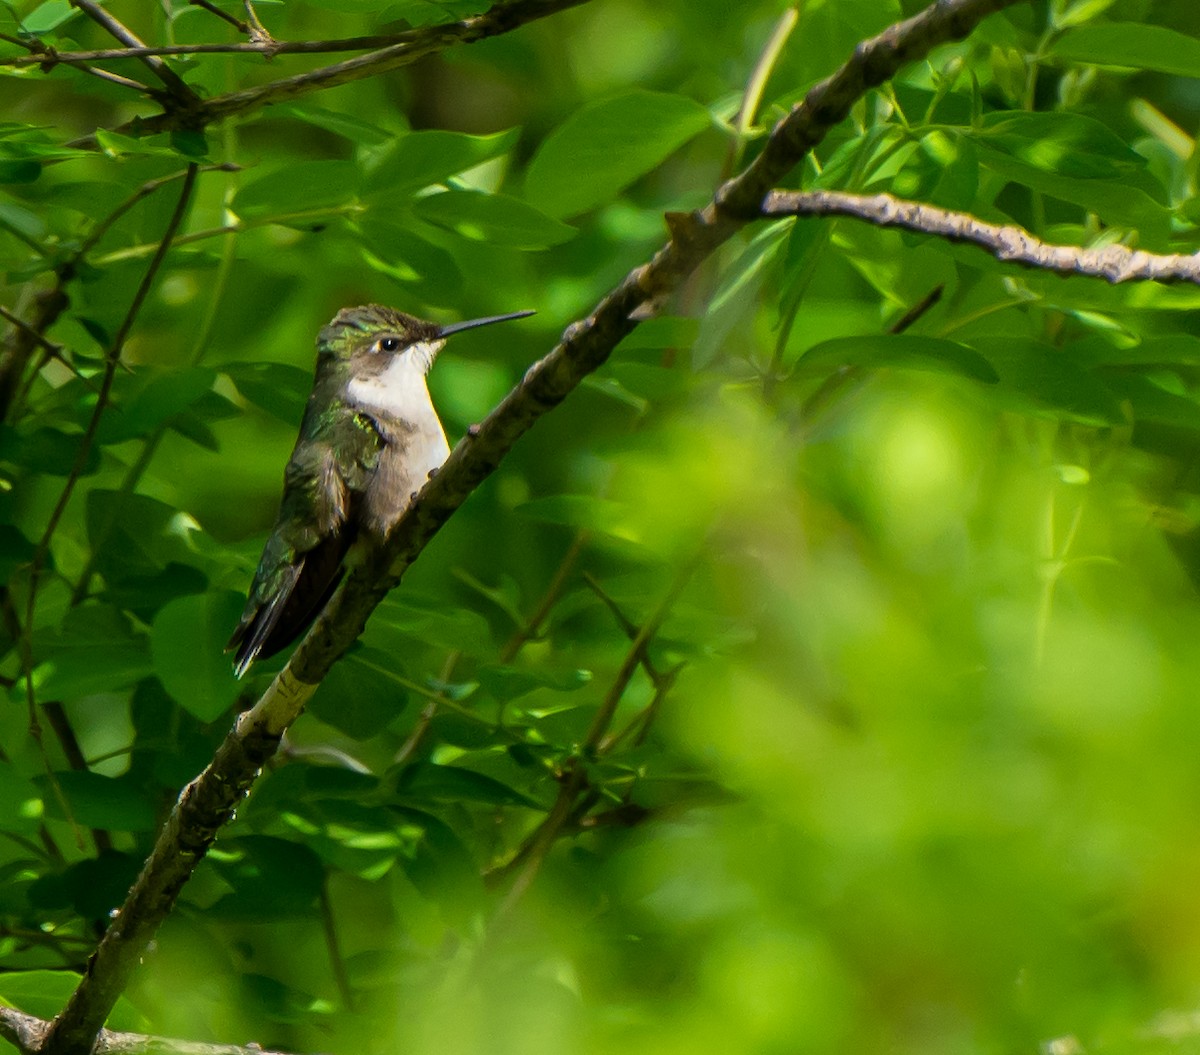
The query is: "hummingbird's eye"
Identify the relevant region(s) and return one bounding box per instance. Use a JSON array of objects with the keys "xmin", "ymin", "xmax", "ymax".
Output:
[{"xmin": 377, "ymin": 336, "xmax": 400, "ymax": 353}]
